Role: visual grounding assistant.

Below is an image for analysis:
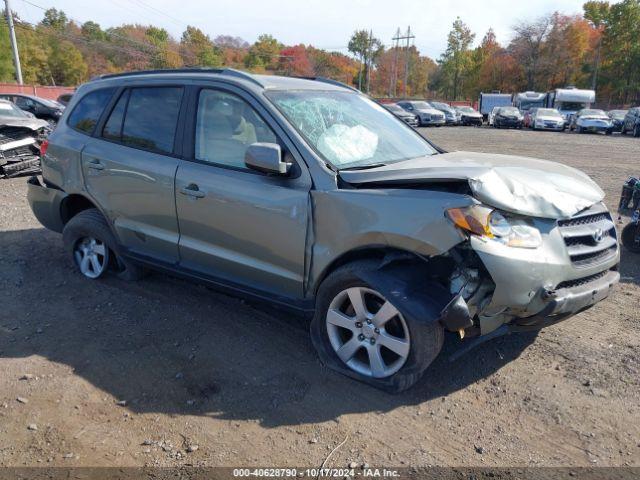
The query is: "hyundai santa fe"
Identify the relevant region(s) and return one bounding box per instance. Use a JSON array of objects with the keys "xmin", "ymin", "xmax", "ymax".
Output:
[{"xmin": 28, "ymin": 68, "xmax": 620, "ymax": 392}]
